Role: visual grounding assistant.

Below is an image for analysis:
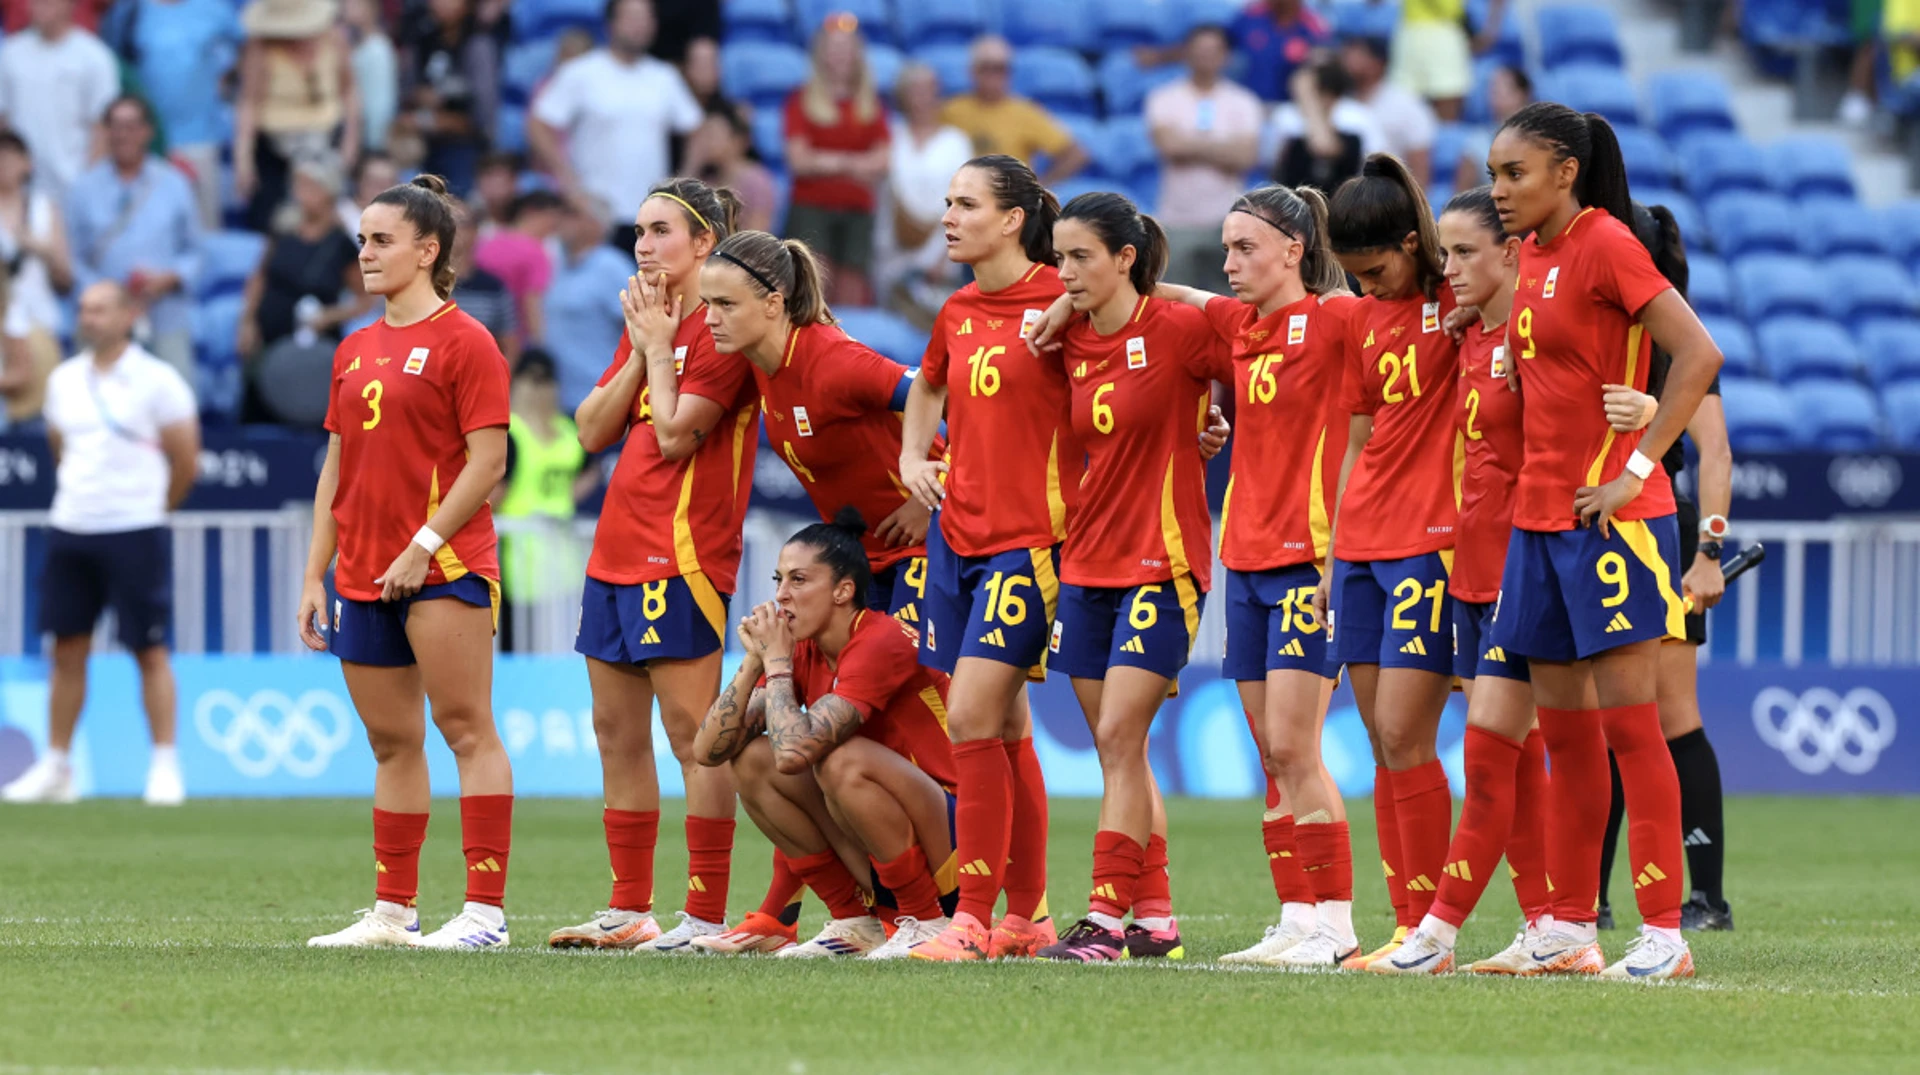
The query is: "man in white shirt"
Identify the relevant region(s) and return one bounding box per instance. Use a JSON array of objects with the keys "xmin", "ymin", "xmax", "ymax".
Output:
[
  {"xmin": 528, "ymin": 0, "xmax": 703, "ymax": 235},
  {"xmin": 1147, "ymin": 25, "xmax": 1264, "ymax": 290},
  {"xmin": 0, "ymin": 0, "xmax": 120, "ymax": 197},
  {"xmin": 2, "ymin": 282, "xmax": 200, "ymax": 807}
]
